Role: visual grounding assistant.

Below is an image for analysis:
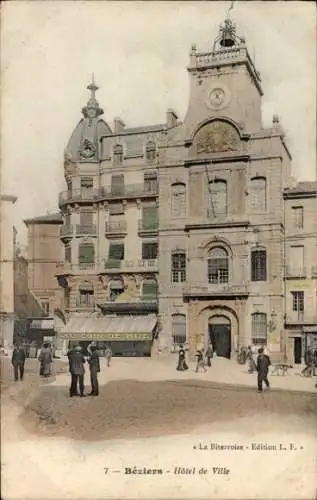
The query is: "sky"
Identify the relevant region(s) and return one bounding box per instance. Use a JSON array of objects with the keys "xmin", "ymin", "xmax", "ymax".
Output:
[{"xmin": 1, "ymin": 1, "xmax": 316, "ymax": 245}]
